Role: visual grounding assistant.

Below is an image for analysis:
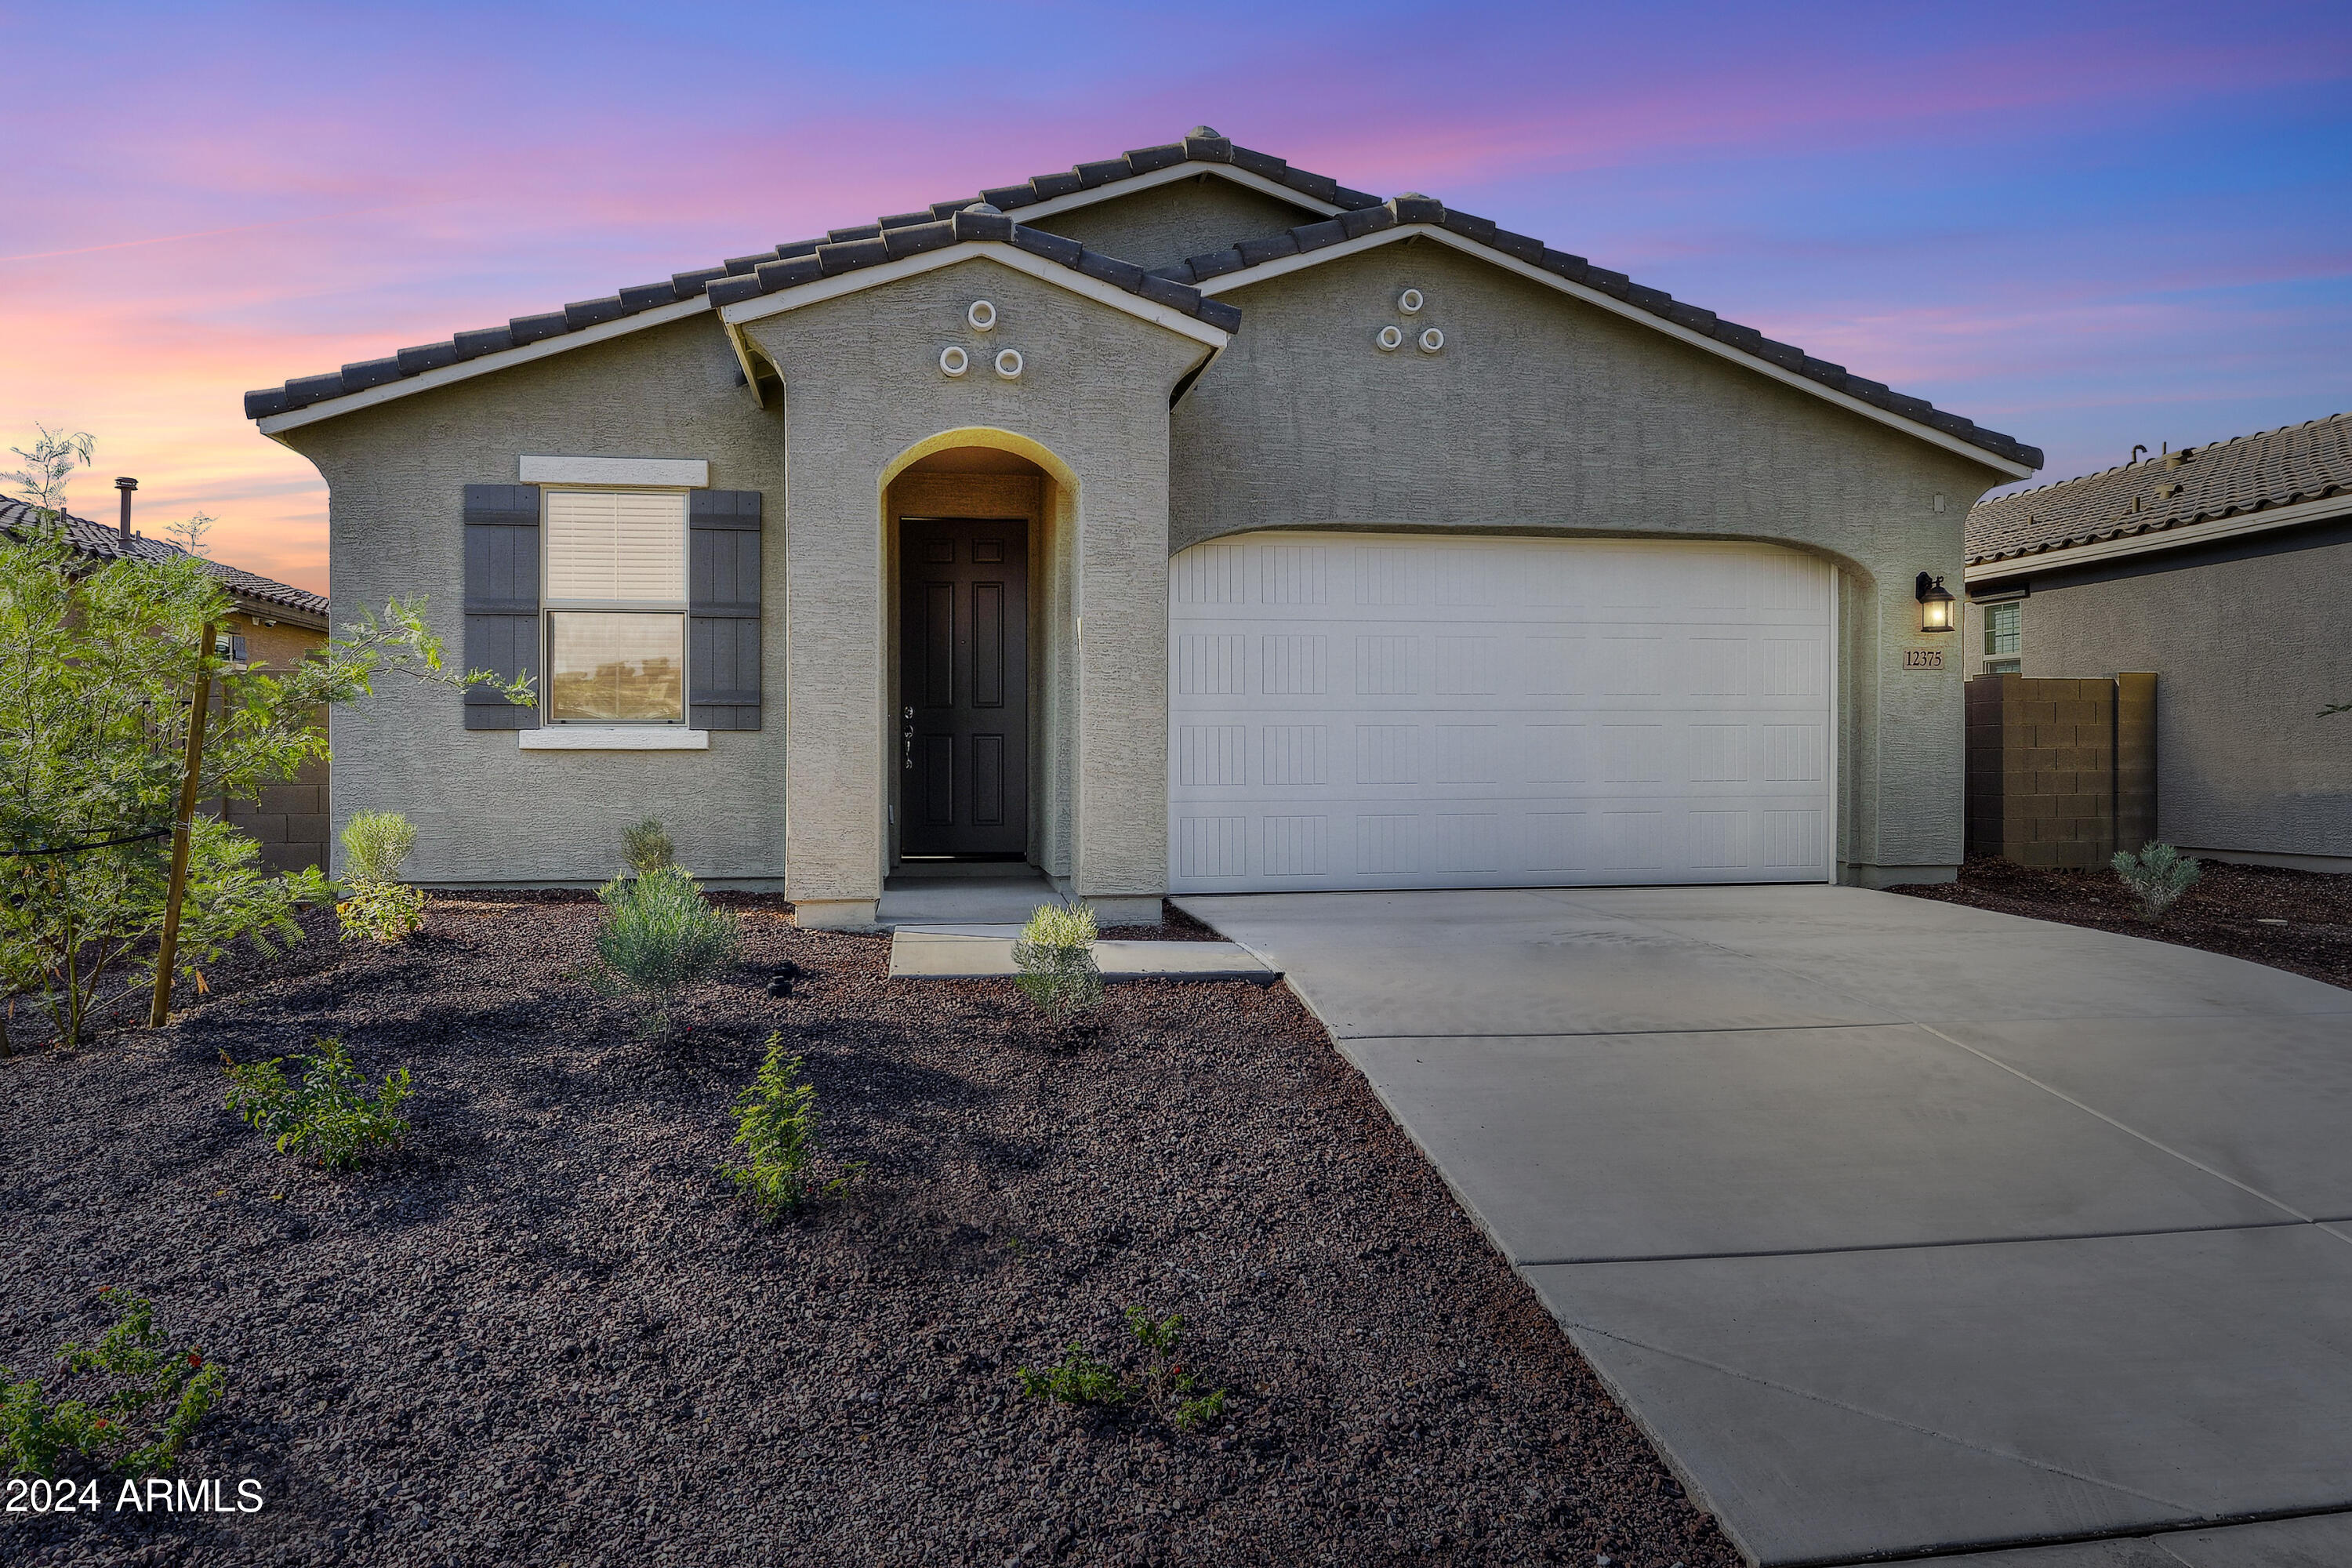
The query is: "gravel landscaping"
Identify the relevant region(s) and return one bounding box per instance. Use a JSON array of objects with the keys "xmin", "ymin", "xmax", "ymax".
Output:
[
  {"xmin": 2, "ymin": 895, "xmax": 1736, "ymax": 1567},
  {"xmin": 1893, "ymin": 855, "xmax": 2352, "ymax": 991}
]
